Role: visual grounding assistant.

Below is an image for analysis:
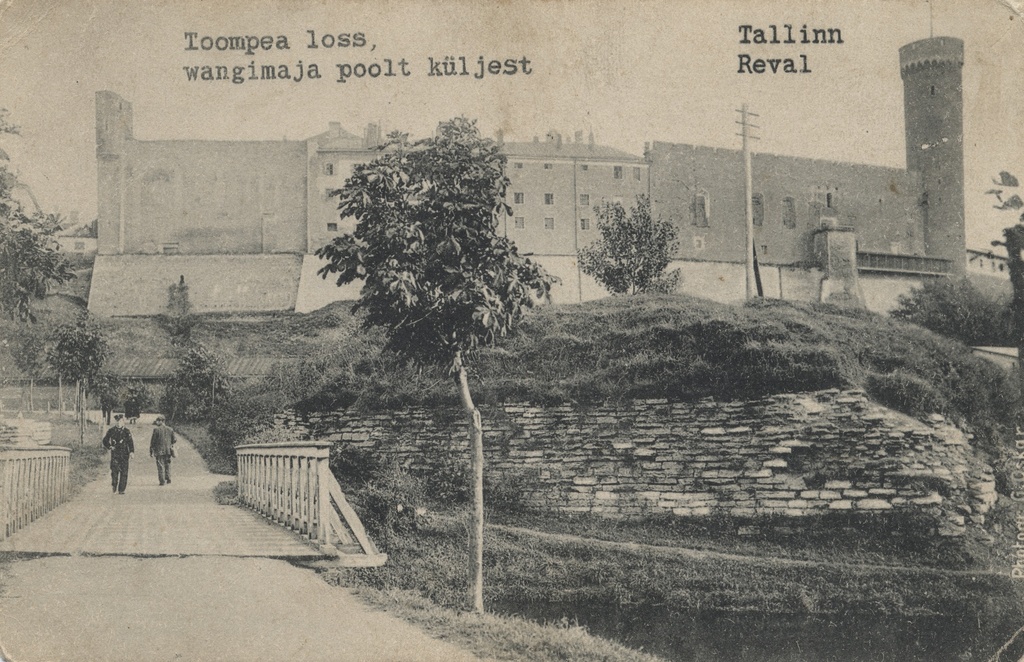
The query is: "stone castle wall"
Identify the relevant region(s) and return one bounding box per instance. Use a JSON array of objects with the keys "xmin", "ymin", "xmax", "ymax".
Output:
[{"xmin": 267, "ymin": 389, "xmax": 997, "ymax": 536}]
